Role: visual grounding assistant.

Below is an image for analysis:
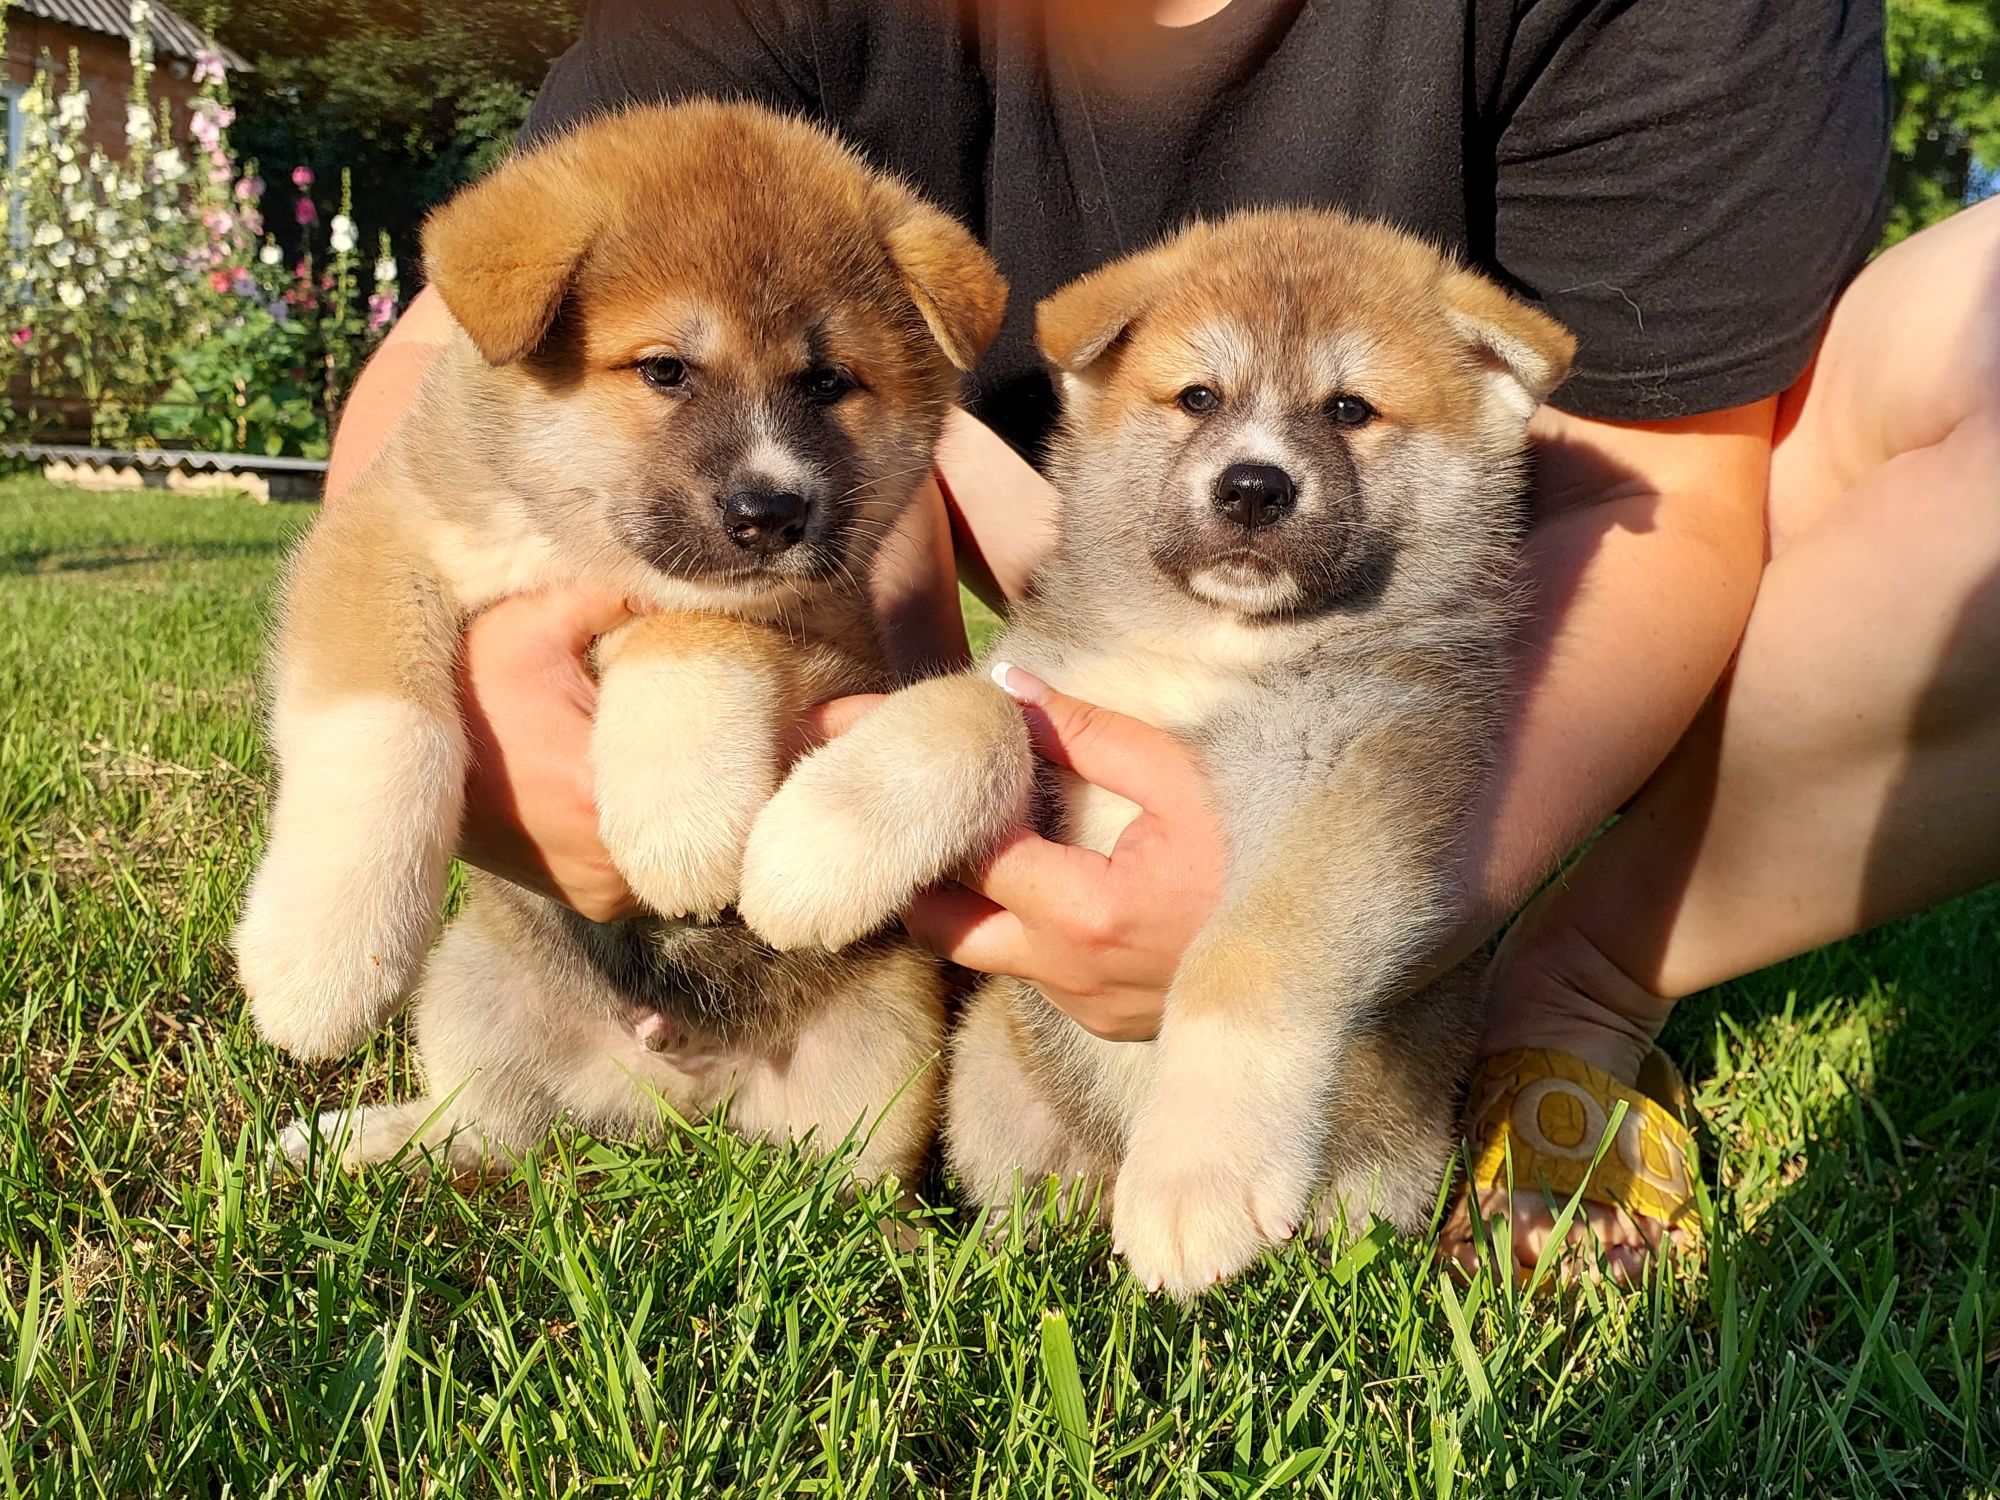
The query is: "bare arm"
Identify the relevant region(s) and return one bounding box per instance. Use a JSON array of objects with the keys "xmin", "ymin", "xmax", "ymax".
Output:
[{"xmin": 325, "ymin": 286, "xmax": 455, "ymax": 499}]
